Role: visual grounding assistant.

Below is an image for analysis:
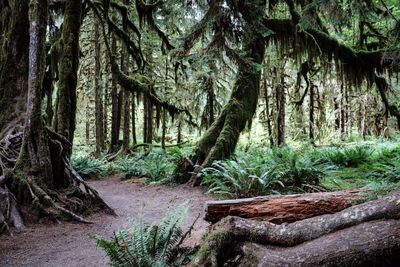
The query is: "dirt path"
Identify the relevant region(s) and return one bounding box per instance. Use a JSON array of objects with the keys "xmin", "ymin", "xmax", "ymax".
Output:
[{"xmin": 0, "ymin": 176, "xmax": 215, "ymax": 267}]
